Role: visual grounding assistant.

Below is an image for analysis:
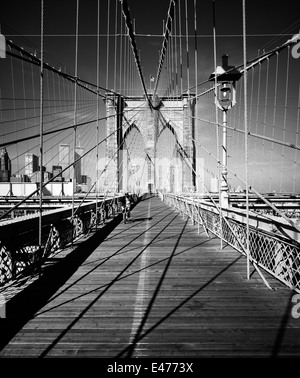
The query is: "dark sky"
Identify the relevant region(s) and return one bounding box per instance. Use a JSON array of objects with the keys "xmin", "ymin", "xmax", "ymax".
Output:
[{"xmin": 1, "ymin": 0, "xmax": 300, "ymax": 91}]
